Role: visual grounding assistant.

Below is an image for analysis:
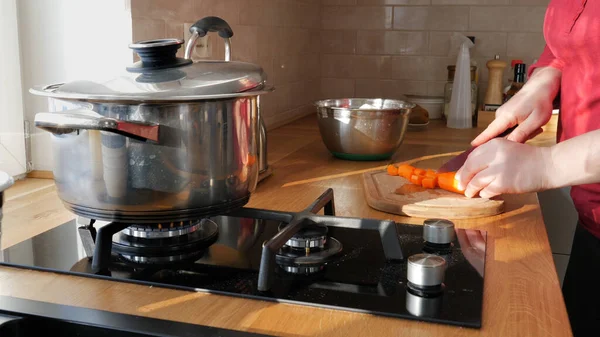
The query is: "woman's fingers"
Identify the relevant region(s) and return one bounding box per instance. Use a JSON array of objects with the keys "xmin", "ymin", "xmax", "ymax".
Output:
[
  {"xmin": 506, "ymin": 111, "xmax": 547, "ymax": 143},
  {"xmin": 464, "ymin": 169, "xmax": 496, "ymax": 198},
  {"xmin": 456, "ymin": 145, "xmax": 493, "ymax": 190},
  {"xmin": 479, "ymin": 186, "xmax": 501, "ymax": 199},
  {"xmin": 471, "ymin": 116, "xmax": 515, "ymax": 147}
]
